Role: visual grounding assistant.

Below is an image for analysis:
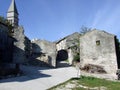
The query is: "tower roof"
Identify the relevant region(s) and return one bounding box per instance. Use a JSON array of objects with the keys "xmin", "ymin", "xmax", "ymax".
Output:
[{"xmin": 8, "ymin": 0, "xmax": 18, "ymax": 15}]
